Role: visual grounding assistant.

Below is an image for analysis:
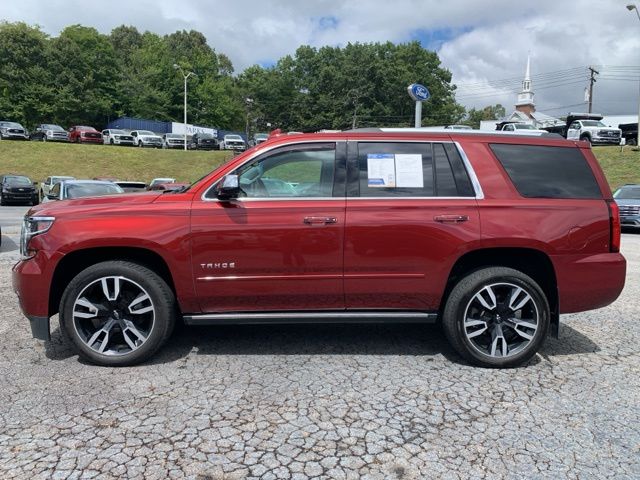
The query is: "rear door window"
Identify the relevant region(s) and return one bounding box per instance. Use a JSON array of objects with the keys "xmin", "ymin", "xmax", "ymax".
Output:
[{"xmin": 490, "ymin": 144, "xmax": 602, "ymax": 199}]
